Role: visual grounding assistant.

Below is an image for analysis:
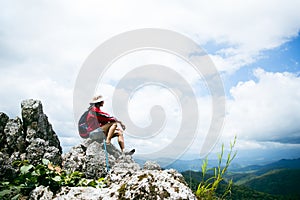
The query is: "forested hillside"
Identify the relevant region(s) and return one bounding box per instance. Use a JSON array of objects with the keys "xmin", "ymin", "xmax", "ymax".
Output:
[{"xmin": 181, "ymin": 158, "xmax": 300, "ymax": 200}]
